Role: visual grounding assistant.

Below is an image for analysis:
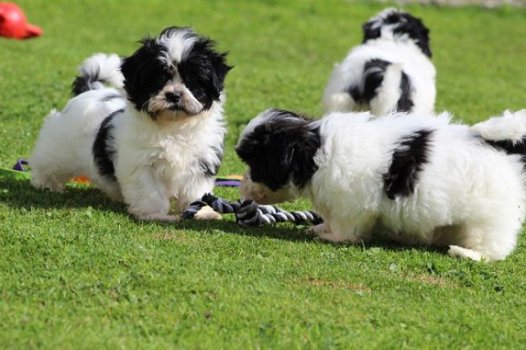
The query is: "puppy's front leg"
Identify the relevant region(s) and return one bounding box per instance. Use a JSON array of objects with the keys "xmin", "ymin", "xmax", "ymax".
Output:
[
  {"xmin": 316, "ymin": 216, "xmax": 373, "ymax": 244},
  {"xmin": 175, "ymin": 177, "xmax": 221, "ymax": 220},
  {"xmin": 307, "ymin": 222, "xmax": 332, "ymax": 236},
  {"xmin": 119, "ymin": 169, "xmax": 177, "ymax": 222}
]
